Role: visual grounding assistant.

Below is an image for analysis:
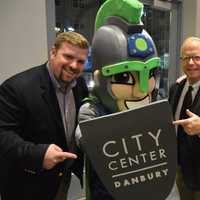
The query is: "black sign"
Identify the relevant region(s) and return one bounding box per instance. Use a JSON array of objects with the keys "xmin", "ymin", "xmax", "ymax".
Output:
[{"xmin": 80, "ymin": 100, "xmax": 177, "ymax": 200}]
